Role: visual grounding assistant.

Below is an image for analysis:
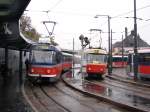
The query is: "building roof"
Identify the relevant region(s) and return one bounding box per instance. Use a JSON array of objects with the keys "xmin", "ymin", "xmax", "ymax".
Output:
[{"xmin": 113, "ymin": 34, "xmax": 150, "ymax": 48}]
